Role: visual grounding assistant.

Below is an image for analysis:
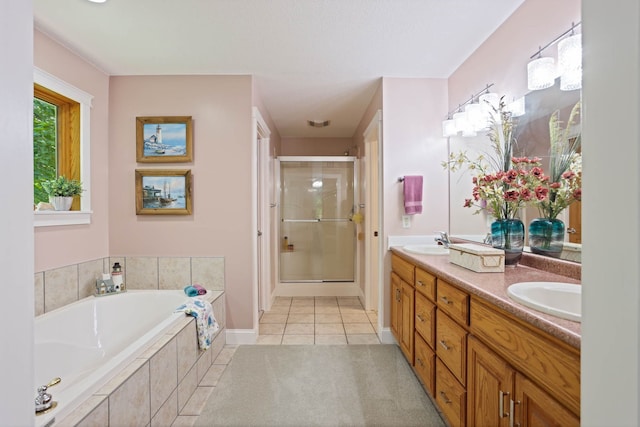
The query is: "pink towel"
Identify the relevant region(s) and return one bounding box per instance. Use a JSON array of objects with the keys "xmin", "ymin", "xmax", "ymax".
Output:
[
  {"xmin": 192, "ymin": 284, "xmax": 207, "ymax": 295},
  {"xmin": 403, "ymin": 175, "xmax": 423, "ymax": 215}
]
